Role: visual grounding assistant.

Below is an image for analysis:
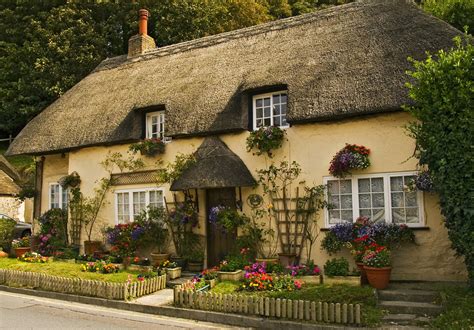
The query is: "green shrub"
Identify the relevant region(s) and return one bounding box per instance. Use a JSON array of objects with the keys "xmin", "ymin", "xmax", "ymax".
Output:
[
  {"xmin": 405, "ymin": 36, "xmax": 474, "ymax": 287},
  {"xmin": 324, "ymin": 257, "xmax": 349, "ymax": 276},
  {"xmin": 0, "ymin": 217, "xmax": 16, "ymax": 251}
]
